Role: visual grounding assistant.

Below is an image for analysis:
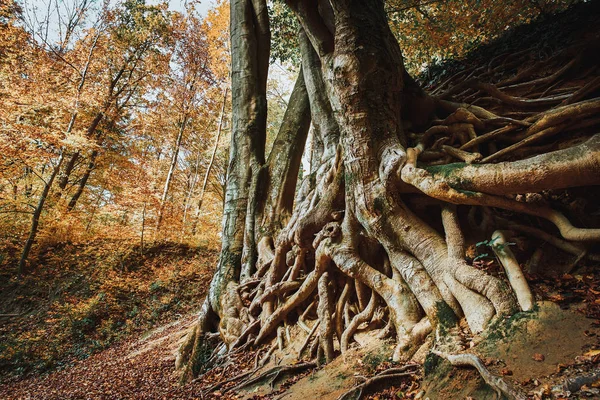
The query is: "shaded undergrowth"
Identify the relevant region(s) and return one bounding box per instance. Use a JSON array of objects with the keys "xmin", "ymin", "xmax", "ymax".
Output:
[{"xmin": 0, "ymin": 239, "xmax": 216, "ymax": 380}]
